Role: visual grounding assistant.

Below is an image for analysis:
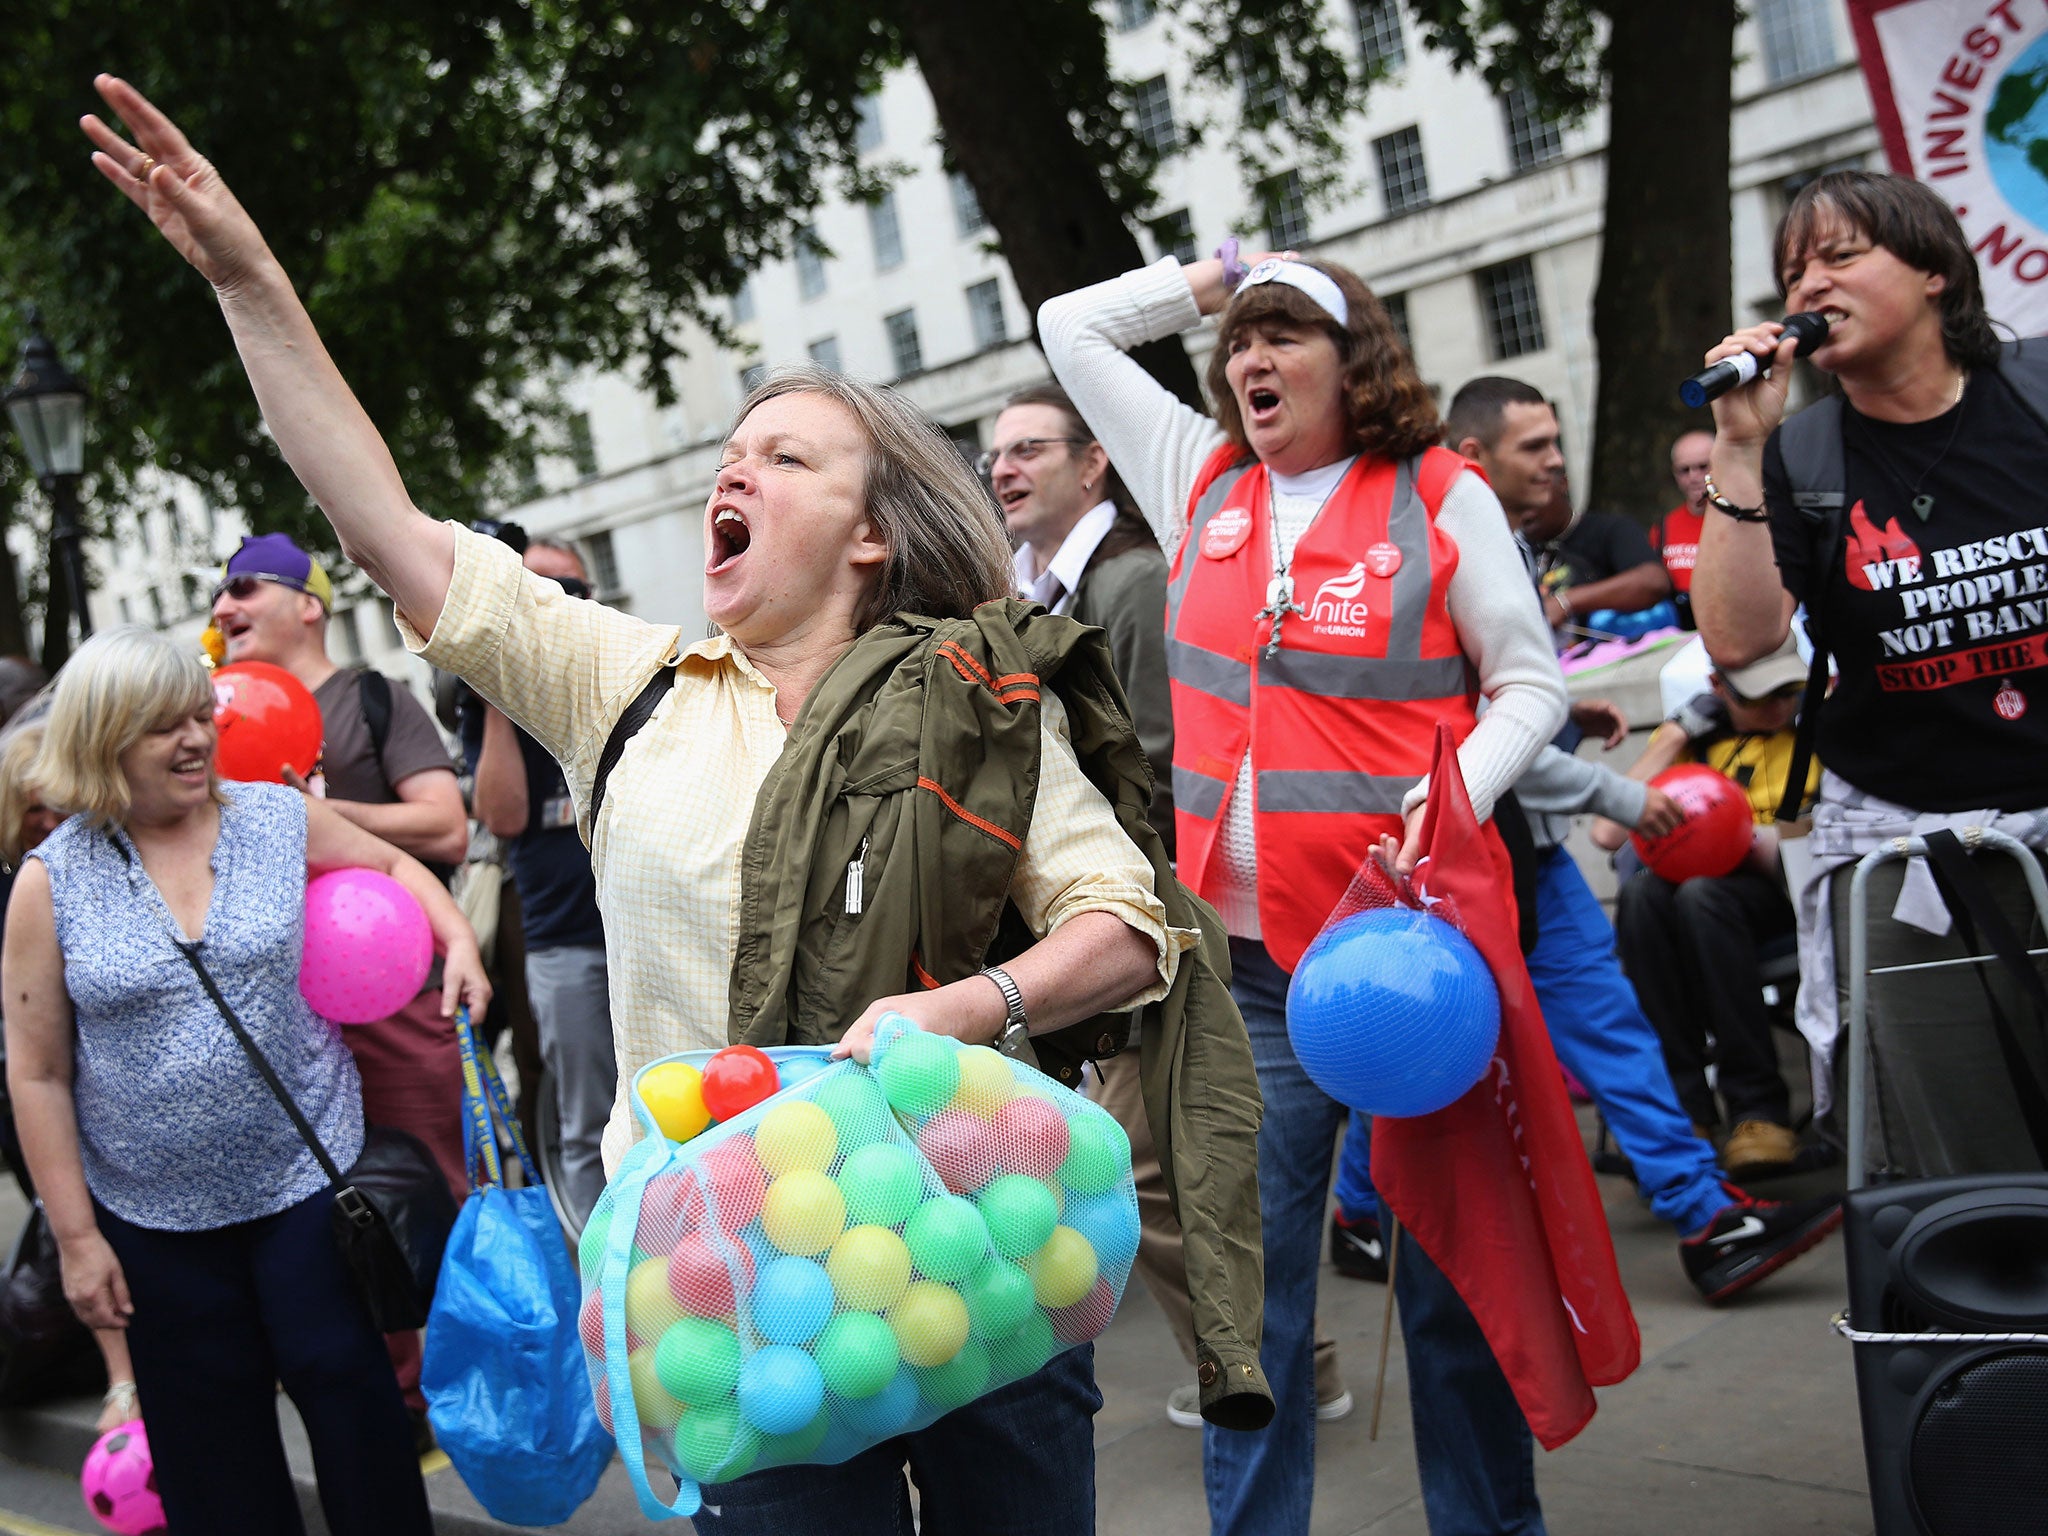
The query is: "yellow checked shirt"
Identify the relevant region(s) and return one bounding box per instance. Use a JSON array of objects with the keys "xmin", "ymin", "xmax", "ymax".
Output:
[{"xmin": 404, "ymin": 526, "xmax": 1188, "ymax": 1173}]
